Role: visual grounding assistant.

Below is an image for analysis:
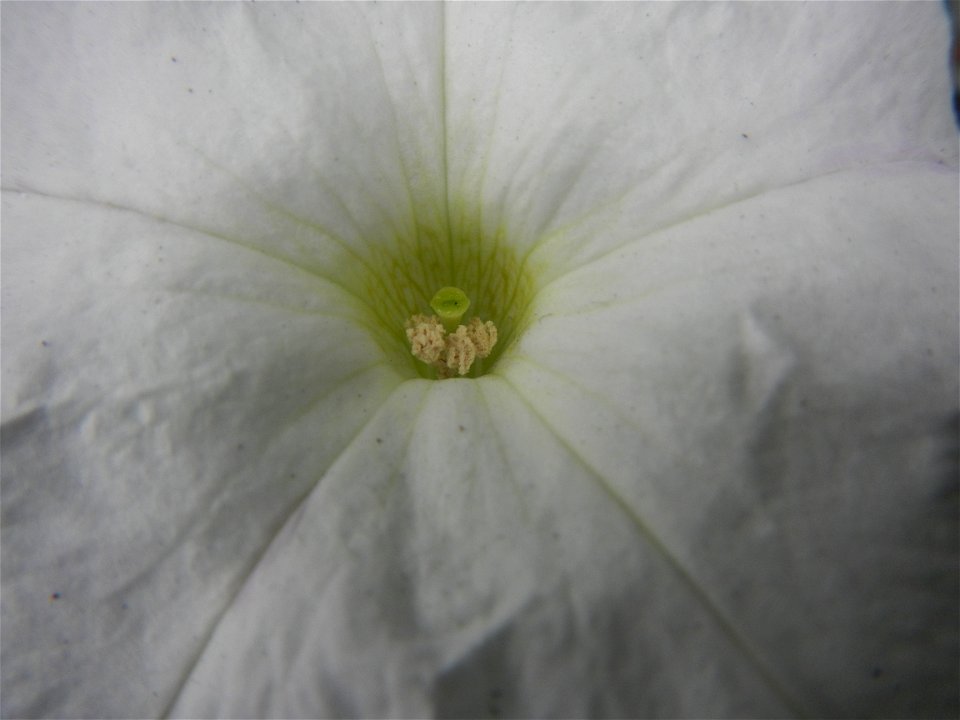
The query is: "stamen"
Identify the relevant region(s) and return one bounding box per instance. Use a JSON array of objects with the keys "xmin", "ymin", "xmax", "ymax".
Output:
[
  {"xmin": 405, "ymin": 290, "xmax": 498, "ymax": 378},
  {"xmin": 445, "ymin": 325, "xmax": 477, "ymax": 376},
  {"xmin": 405, "ymin": 314, "xmax": 445, "ymax": 364},
  {"xmin": 466, "ymin": 317, "xmax": 497, "ymax": 359}
]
